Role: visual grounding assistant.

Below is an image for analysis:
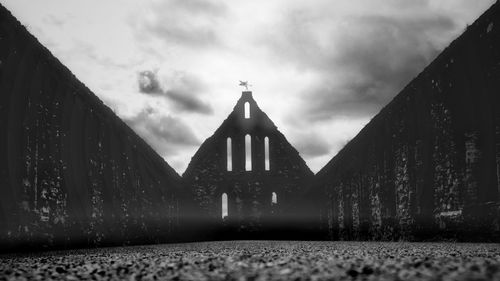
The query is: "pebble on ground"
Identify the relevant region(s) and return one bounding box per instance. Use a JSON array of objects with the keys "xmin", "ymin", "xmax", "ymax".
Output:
[{"xmin": 1, "ymin": 241, "xmax": 500, "ymax": 280}]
